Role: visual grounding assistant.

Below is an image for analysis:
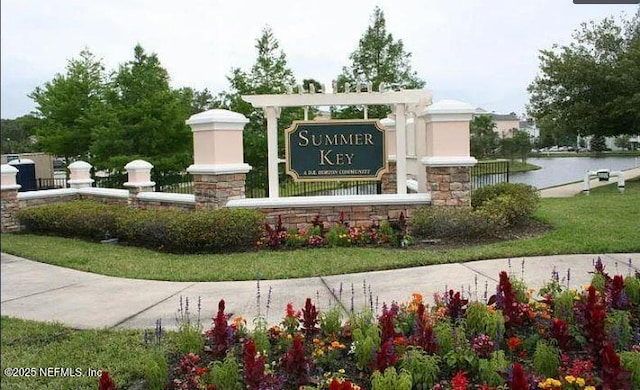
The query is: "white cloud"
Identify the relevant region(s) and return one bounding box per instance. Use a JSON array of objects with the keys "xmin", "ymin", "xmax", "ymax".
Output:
[{"xmin": 1, "ymin": 0, "xmax": 635, "ymax": 119}]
